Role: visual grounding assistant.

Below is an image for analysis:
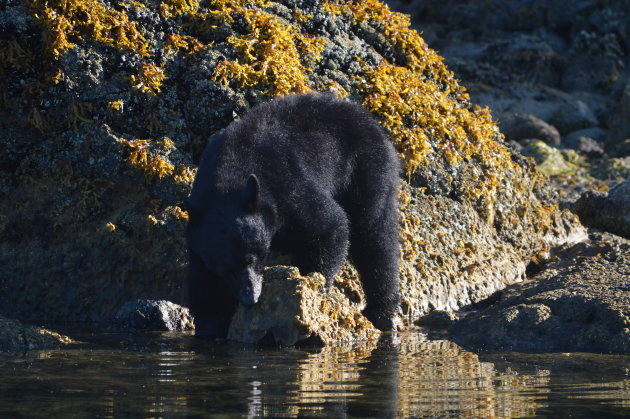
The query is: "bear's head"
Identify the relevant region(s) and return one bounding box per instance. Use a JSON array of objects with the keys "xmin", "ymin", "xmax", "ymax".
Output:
[{"xmin": 186, "ymin": 174, "xmax": 272, "ymax": 306}]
